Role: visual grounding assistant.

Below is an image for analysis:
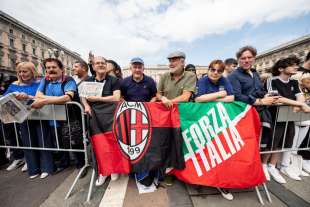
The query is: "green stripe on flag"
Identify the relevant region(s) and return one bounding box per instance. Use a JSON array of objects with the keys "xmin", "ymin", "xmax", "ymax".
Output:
[{"xmin": 178, "ymin": 101, "xmax": 249, "ymax": 156}]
